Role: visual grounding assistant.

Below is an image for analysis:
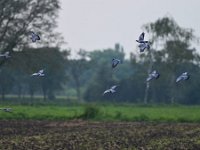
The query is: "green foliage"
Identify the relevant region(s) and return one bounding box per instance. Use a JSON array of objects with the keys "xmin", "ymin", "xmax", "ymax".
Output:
[
  {"xmin": 84, "ymin": 43, "xmax": 126, "ymax": 102},
  {"xmin": 0, "ymin": 0, "xmax": 65, "ymax": 100},
  {"xmin": 78, "ymin": 105, "xmax": 100, "ymax": 119},
  {"xmin": 0, "ymin": 48, "xmax": 69, "ymax": 100},
  {"xmin": 138, "ymin": 16, "xmax": 200, "ymax": 104},
  {"xmin": 67, "ymin": 49, "xmax": 89, "ymax": 102},
  {"xmin": 144, "ymin": 16, "xmax": 195, "ymax": 44}
]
